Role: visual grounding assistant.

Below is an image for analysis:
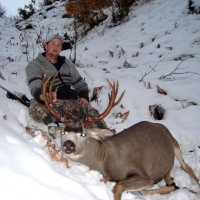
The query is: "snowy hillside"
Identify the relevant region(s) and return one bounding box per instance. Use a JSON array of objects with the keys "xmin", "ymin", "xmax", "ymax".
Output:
[{"xmin": 0, "ymin": 0, "xmax": 200, "ymax": 200}]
